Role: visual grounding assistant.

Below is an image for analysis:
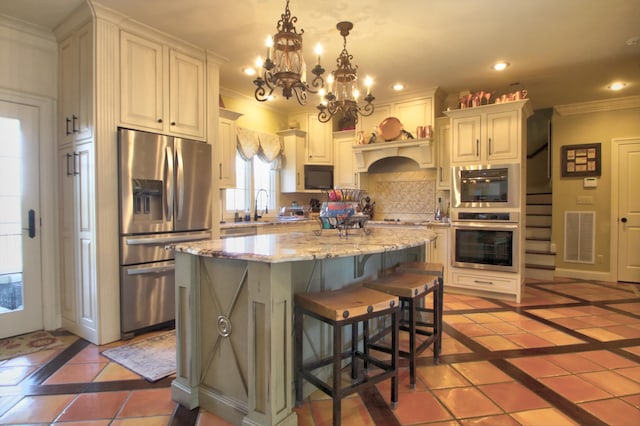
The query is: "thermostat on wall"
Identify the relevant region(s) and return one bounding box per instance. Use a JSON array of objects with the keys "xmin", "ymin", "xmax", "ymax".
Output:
[{"xmin": 583, "ymin": 177, "xmax": 598, "ymax": 188}]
